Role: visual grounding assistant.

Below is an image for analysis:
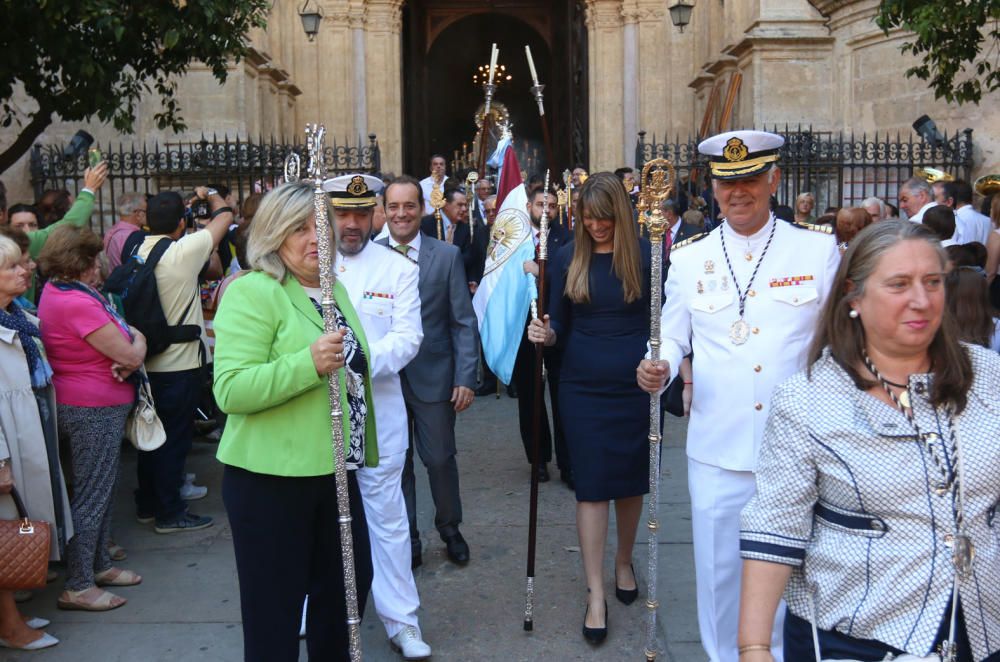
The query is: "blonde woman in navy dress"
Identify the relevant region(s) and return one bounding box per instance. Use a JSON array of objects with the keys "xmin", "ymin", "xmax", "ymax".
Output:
[{"xmin": 528, "ymin": 171, "xmax": 656, "ymax": 645}]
